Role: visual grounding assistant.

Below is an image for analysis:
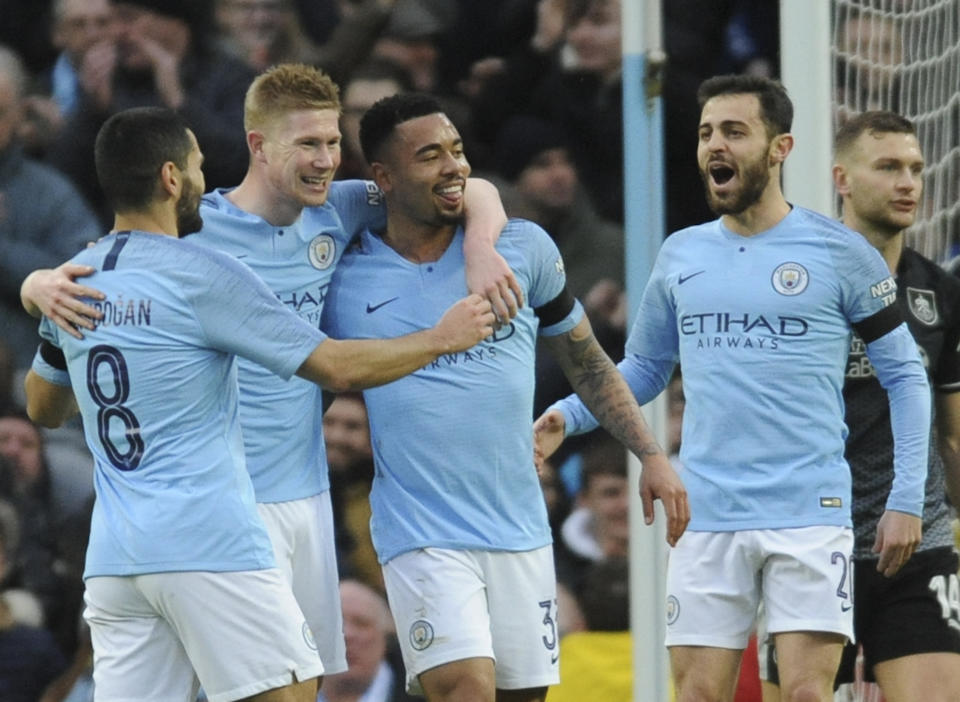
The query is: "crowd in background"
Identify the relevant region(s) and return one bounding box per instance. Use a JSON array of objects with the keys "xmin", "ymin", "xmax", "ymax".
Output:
[{"xmin": 0, "ymin": 0, "xmax": 779, "ymax": 699}]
